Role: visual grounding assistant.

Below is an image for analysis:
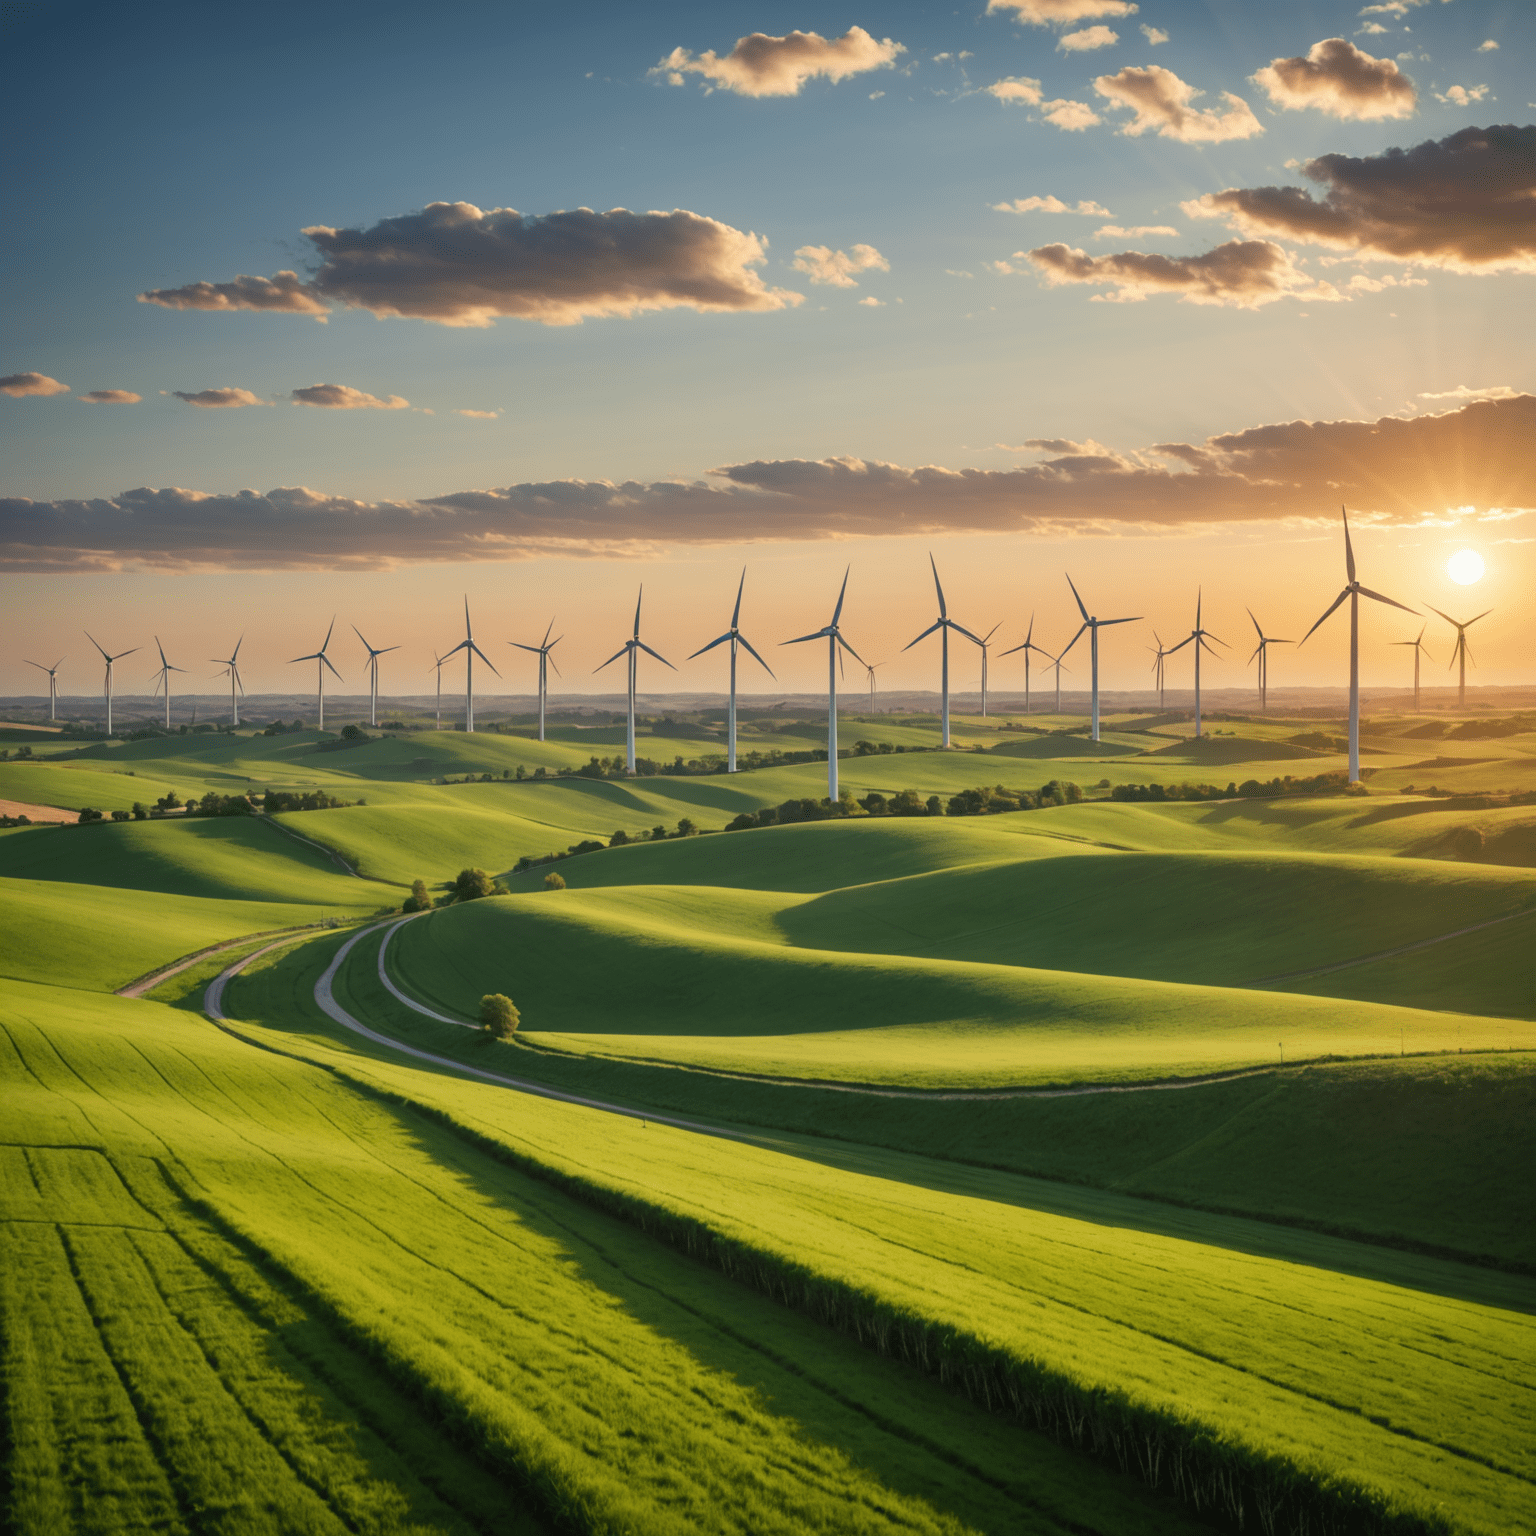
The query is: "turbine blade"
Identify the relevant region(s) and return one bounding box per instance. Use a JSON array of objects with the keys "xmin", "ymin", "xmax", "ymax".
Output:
[
  {"xmin": 322, "ymin": 615, "xmax": 336, "ymax": 652},
  {"xmin": 981, "ymin": 623, "xmax": 1000, "ymax": 644},
  {"xmin": 508, "ymin": 641, "xmax": 542, "ymax": 654},
  {"xmin": 1167, "ymin": 634, "xmax": 1194, "ymax": 654},
  {"xmin": 637, "ymin": 641, "xmax": 676, "ymax": 671},
  {"xmin": 232, "ymin": 636, "xmax": 242, "ymax": 662},
  {"xmin": 902, "ymin": 620, "xmax": 944, "ymax": 652},
  {"xmin": 1064, "ymin": 572, "xmax": 1089, "ymax": 623},
  {"xmin": 781, "ymin": 627, "xmax": 832, "ymax": 646},
  {"xmin": 84, "ymin": 631, "xmax": 111, "ymax": 660},
  {"xmin": 547, "ymin": 652, "xmax": 563, "ymax": 679},
  {"xmin": 1057, "ymin": 622, "xmax": 1089, "ymax": 659},
  {"xmin": 736, "ymin": 633, "xmax": 775, "ymax": 678},
  {"xmin": 352, "ymin": 624, "xmax": 371, "ymax": 651},
  {"xmin": 1099, "ymin": 616, "xmax": 1141, "ymax": 626},
  {"xmin": 949, "ymin": 621, "xmax": 986, "ymax": 646},
  {"xmin": 468, "ymin": 640, "xmax": 501, "ymax": 675},
  {"xmin": 930, "ymin": 552, "xmax": 947, "ymax": 619},
  {"xmin": 633, "ymin": 585, "xmax": 643, "ymax": 640},
  {"xmin": 594, "ymin": 643, "xmax": 630, "ymax": 673},
  {"xmin": 835, "ymin": 632, "xmax": 866, "ymax": 668},
  {"xmin": 380, "ymin": 645, "xmax": 400, "ymax": 655},
  {"xmin": 1342, "ymin": 506, "xmax": 1356, "ymax": 584},
  {"xmin": 999, "ymin": 640, "xmax": 1028, "ymax": 657},
  {"xmin": 1357, "ymin": 586, "xmax": 1417, "ymax": 616},
  {"xmin": 321, "ymin": 654, "xmax": 344, "ymax": 681},
  {"xmin": 688, "ymin": 632, "xmax": 733, "ymax": 660},
  {"xmin": 1299, "ymin": 588, "xmax": 1351, "ymax": 645},
  {"xmin": 1424, "ymin": 603, "xmax": 1456, "ymax": 628},
  {"xmin": 289, "ymin": 652, "xmax": 321, "ymax": 664},
  {"xmin": 831, "ymin": 566, "xmax": 850, "ymax": 627},
  {"xmin": 542, "ymin": 617, "xmax": 555, "ymax": 647},
  {"xmin": 1465, "ymin": 608, "xmax": 1493, "ymax": 628},
  {"xmin": 1248, "ymin": 606, "xmax": 1263, "ymax": 640},
  {"xmin": 732, "ymin": 568, "xmax": 745, "ymax": 628},
  {"xmin": 1025, "ymin": 610, "xmax": 1034, "ymax": 645}
]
